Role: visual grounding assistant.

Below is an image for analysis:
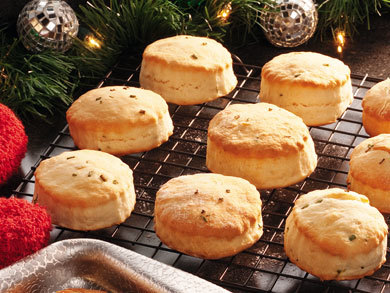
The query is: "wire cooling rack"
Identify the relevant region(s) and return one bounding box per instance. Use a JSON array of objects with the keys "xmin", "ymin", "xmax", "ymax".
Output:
[{"xmin": 14, "ymin": 54, "xmax": 390, "ymax": 293}]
